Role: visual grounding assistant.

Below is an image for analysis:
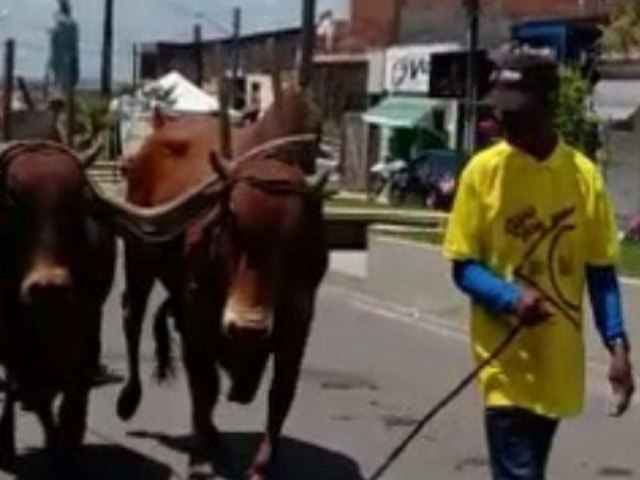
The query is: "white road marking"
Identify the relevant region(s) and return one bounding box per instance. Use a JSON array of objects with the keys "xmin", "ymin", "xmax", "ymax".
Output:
[
  {"xmin": 351, "ymin": 299, "xmax": 466, "ymax": 342},
  {"xmin": 336, "ymin": 285, "xmax": 640, "ymax": 396}
]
